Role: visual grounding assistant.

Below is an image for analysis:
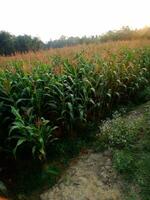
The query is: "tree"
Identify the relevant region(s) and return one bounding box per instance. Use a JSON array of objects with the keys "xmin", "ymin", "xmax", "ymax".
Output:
[
  {"xmin": 14, "ymin": 35, "xmax": 44, "ymax": 53},
  {"xmin": 0, "ymin": 31, "xmax": 15, "ymax": 55}
]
